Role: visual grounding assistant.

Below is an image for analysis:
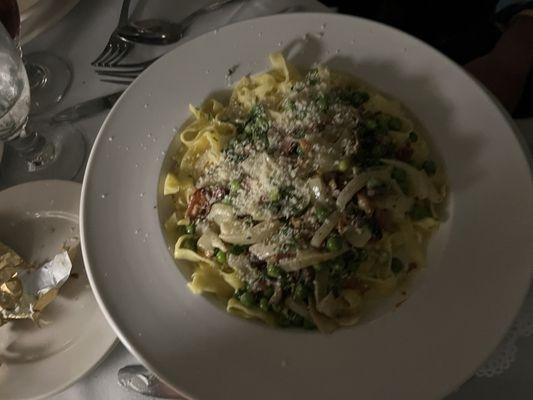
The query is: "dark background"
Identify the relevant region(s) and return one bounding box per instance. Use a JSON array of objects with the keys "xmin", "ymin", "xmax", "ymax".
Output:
[{"xmin": 321, "ymin": 0, "xmax": 532, "ymax": 117}]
